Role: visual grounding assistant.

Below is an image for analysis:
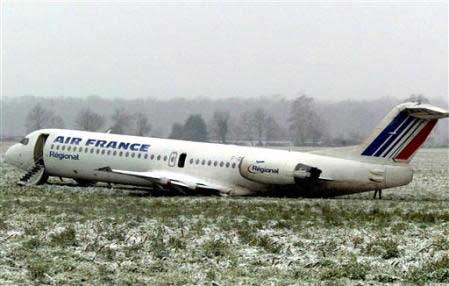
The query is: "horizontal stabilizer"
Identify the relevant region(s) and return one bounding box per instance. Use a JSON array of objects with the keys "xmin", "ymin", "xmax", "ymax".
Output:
[{"xmin": 404, "ymin": 104, "xmax": 449, "ymax": 119}]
